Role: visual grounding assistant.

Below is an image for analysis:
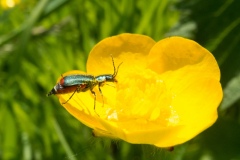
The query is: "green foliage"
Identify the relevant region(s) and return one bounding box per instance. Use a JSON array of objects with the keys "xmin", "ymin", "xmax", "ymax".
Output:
[{"xmin": 0, "ymin": 0, "xmax": 239, "ymax": 159}]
